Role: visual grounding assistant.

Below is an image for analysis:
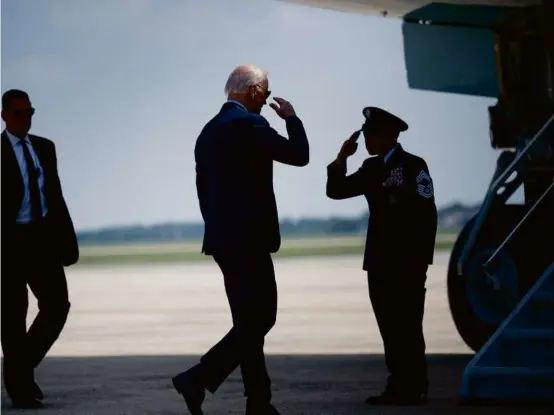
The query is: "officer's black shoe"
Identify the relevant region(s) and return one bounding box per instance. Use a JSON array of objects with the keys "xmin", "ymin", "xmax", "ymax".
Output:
[
  {"xmin": 172, "ymin": 368, "xmax": 206, "ymax": 415},
  {"xmin": 6, "ymin": 378, "xmax": 44, "ymax": 407},
  {"xmin": 365, "ymin": 390, "xmax": 427, "ymax": 406},
  {"xmin": 245, "ymin": 400, "xmax": 281, "ymax": 415},
  {"xmin": 33, "ymin": 380, "xmax": 45, "ymax": 400},
  {"xmin": 12, "ymin": 396, "xmax": 43, "ymax": 409}
]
